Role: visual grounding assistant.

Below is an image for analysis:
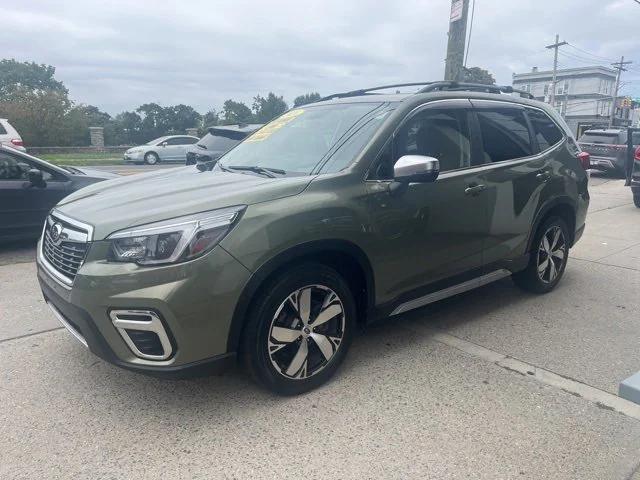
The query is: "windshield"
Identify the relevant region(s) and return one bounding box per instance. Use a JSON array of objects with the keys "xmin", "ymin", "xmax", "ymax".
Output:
[
  {"xmin": 219, "ymin": 103, "xmax": 384, "ymax": 174},
  {"xmin": 197, "ymin": 130, "xmax": 244, "ymax": 152}
]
